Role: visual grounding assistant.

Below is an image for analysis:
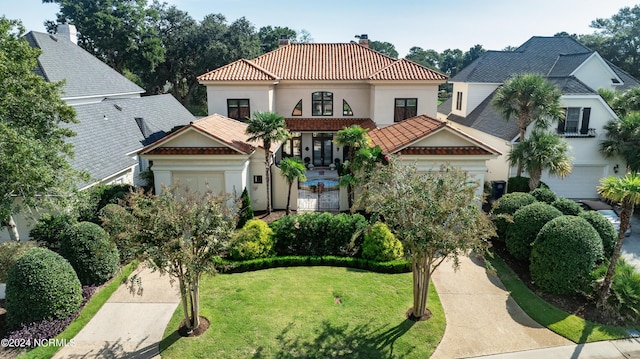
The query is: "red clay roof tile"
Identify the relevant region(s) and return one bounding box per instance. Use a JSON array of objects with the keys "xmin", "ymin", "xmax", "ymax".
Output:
[
  {"xmin": 145, "ymin": 147, "xmax": 242, "ymax": 155},
  {"xmin": 285, "ymin": 118, "xmax": 376, "ymax": 131},
  {"xmin": 398, "ymin": 147, "xmax": 493, "ymax": 155}
]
